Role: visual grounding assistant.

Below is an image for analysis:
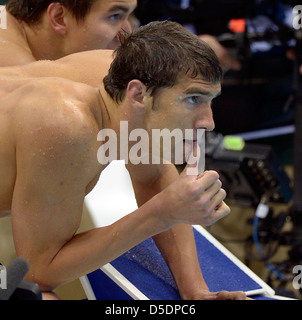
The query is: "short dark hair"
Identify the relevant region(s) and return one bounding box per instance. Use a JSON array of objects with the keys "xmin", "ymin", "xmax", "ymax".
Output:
[
  {"xmin": 6, "ymin": 0, "xmax": 97, "ymax": 25},
  {"xmin": 104, "ymin": 20, "xmax": 223, "ymax": 103}
]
